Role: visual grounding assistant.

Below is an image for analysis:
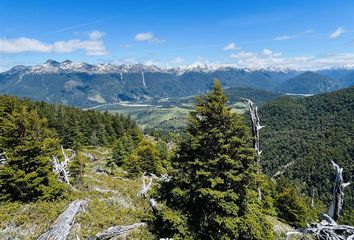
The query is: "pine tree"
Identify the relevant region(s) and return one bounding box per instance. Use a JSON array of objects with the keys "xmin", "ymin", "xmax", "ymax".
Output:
[
  {"xmin": 155, "ymin": 80, "xmax": 273, "ymax": 239},
  {"xmin": 0, "ymin": 106, "xmax": 63, "ymax": 202}
]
